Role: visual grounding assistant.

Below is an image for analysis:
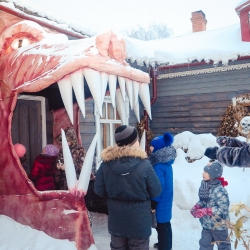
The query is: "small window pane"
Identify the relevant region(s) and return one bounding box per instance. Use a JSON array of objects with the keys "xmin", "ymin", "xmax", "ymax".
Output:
[{"xmin": 107, "ymin": 103, "xmax": 114, "ymax": 119}]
